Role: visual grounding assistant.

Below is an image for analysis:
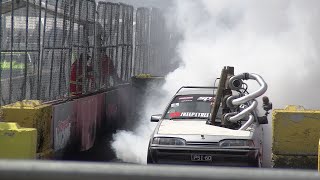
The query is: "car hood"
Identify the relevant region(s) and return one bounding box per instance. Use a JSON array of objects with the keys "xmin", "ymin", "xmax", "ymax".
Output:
[{"xmin": 157, "ymin": 120, "xmax": 251, "ymax": 137}]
